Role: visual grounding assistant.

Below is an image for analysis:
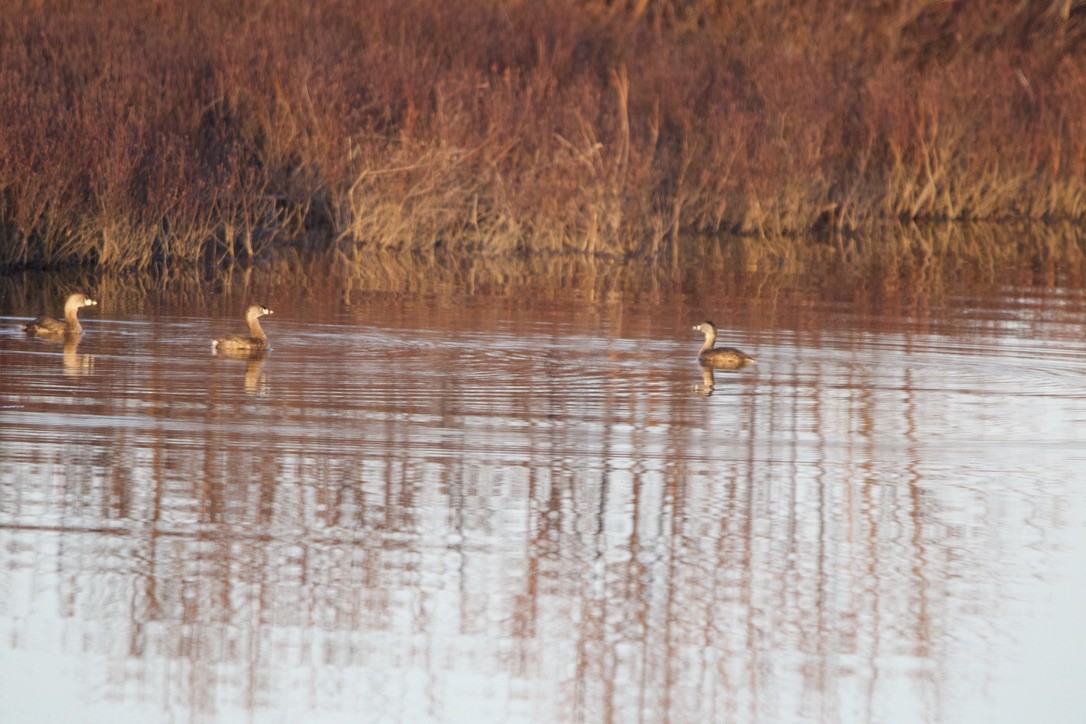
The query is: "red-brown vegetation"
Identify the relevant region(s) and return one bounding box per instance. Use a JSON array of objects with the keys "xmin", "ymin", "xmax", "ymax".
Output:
[{"xmin": 1, "ymin": 0, "xmax": 1085, "ymax": 268}]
